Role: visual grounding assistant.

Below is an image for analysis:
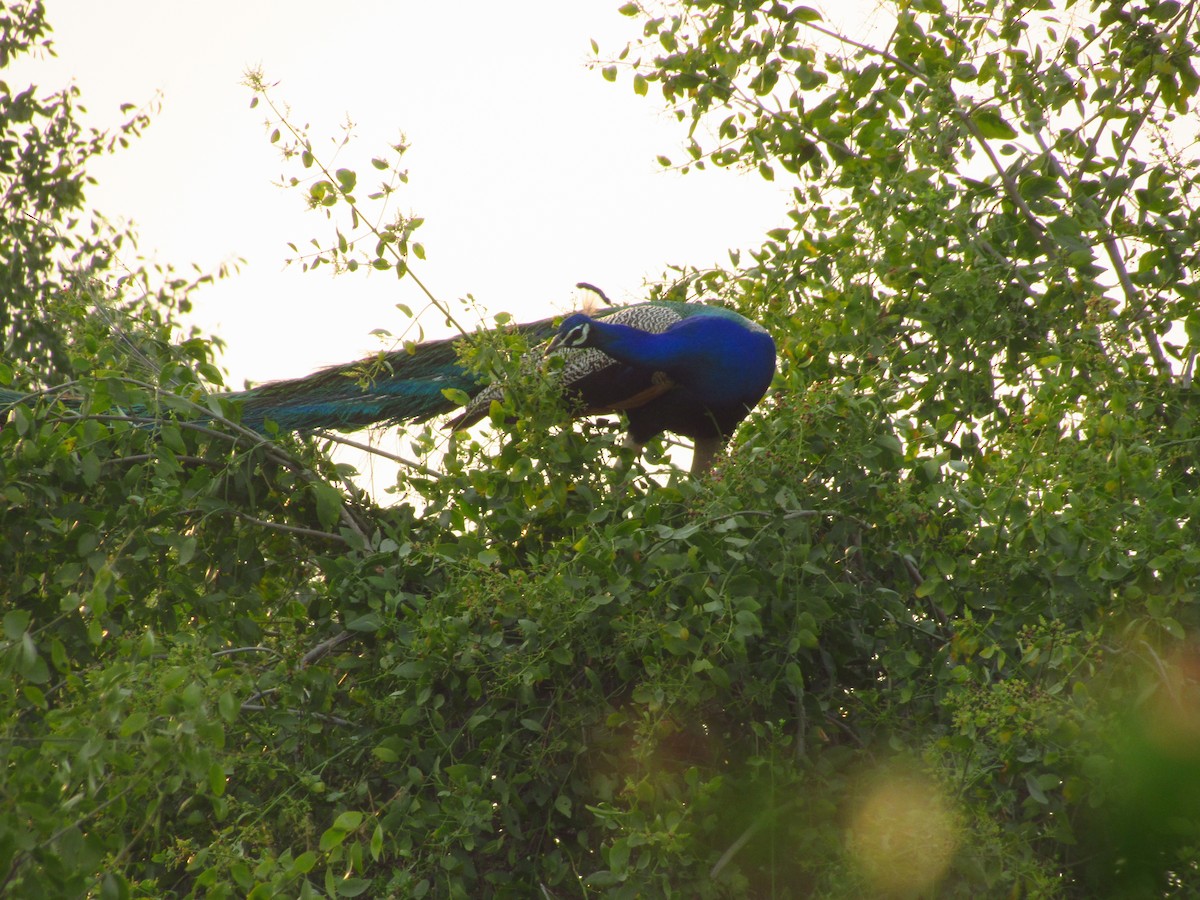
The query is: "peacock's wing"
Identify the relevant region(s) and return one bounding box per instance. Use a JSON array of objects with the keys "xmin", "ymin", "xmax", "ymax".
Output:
[{"xmin": 449, "ymin": 302, "xmax": 686, "ymax": 430}]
